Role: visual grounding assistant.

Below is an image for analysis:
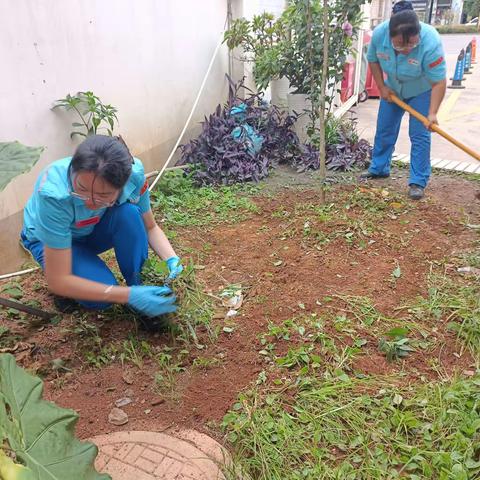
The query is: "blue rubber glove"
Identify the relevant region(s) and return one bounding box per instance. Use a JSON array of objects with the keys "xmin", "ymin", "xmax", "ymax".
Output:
[
  {"xmin": 128, "ymin": 286, "xmax": 177, "ymax": 318},
  {"xmin": 166, "ymin": 256, "xmax": 184, "ymax": 281}
]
